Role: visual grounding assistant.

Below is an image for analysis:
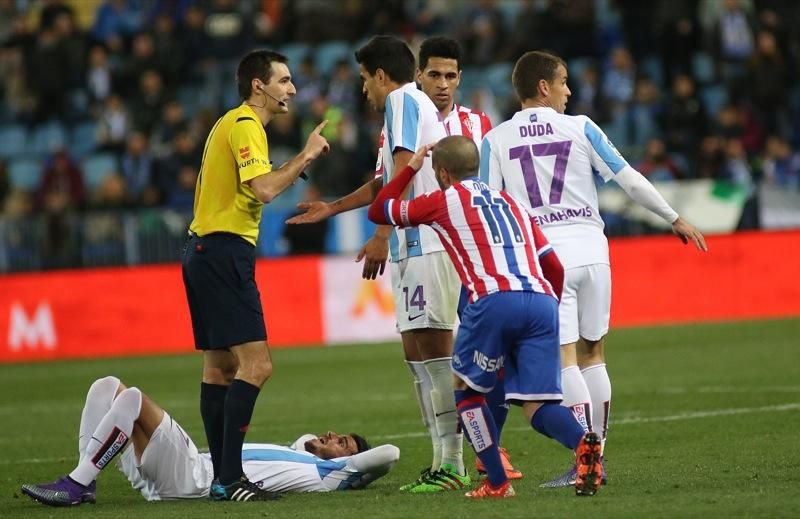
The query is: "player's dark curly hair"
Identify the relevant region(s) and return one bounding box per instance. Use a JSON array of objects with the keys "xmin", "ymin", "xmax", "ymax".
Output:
[
  {"xmin": 354, "ymin": 35, "xmax": 415, "ymax": 84},
  {"xmin": 350, "ymin": 433, "xmax": 371, "ymax": 453},
  {"xmin": 236, "ymin": 49, "xmax": 288, "ymax": 100},
  {"xmin": 512, "ymin": 50, "xmax": 567, "ymax": 103},
  {"xmin": 419, "ymin": 36, "xmax": 462, "ymax": 71}
]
